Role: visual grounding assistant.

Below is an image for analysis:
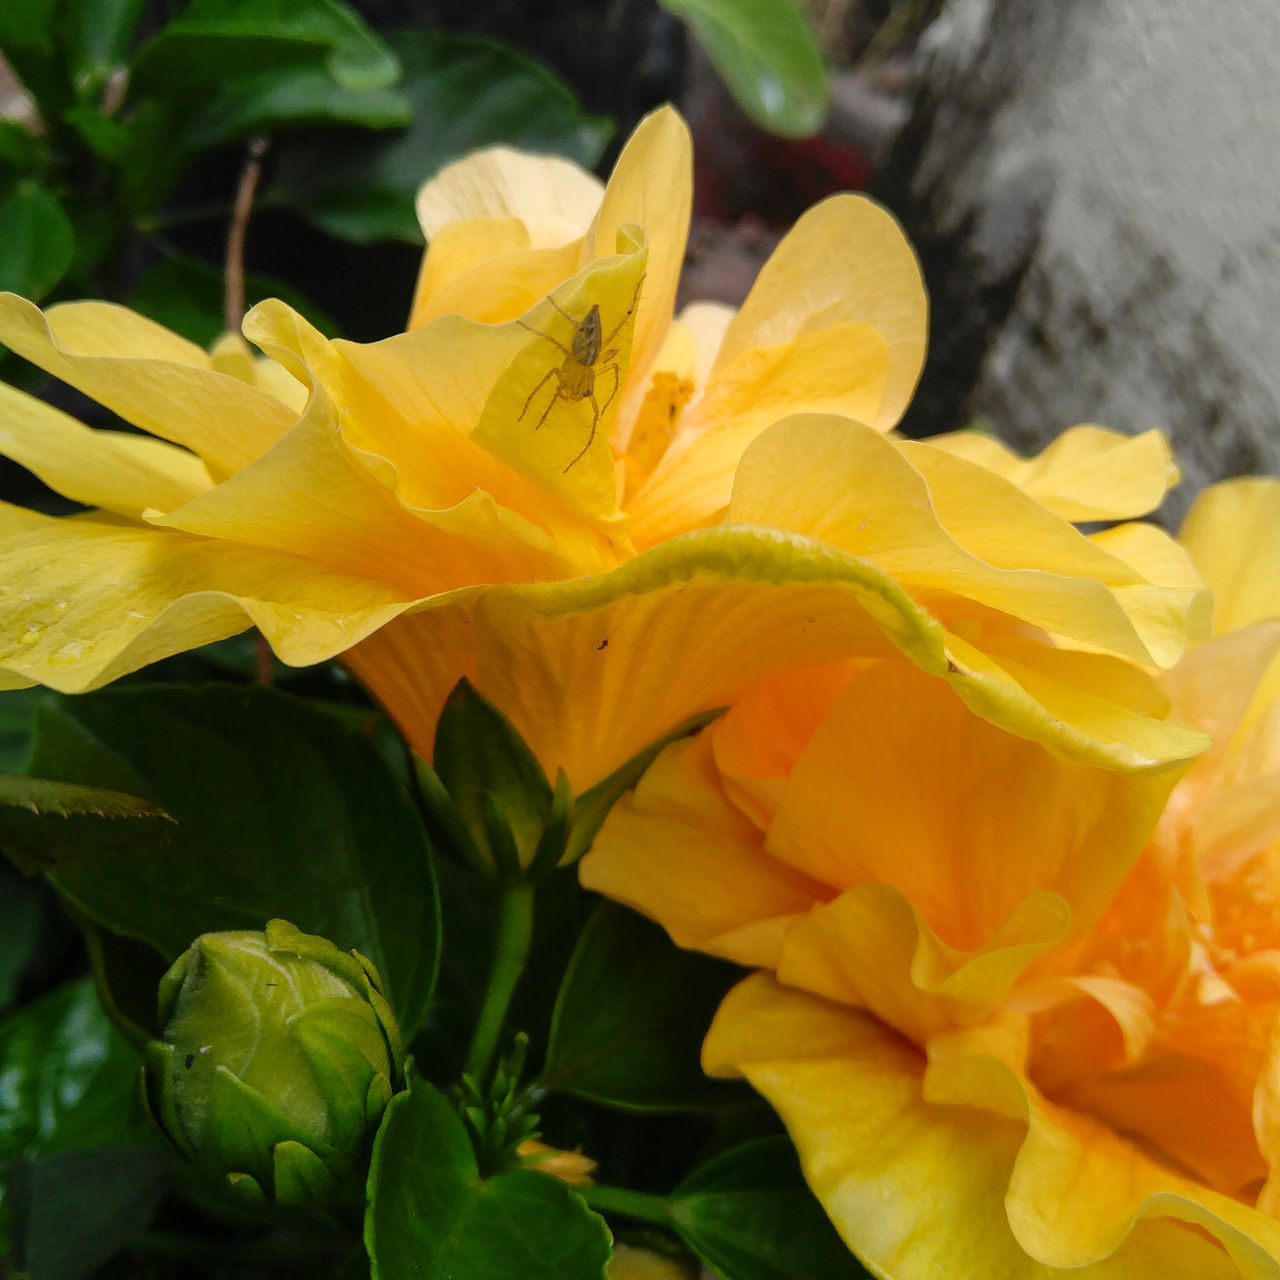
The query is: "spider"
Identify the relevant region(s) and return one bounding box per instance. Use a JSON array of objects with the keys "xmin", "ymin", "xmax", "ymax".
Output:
[{"xmin": 516, "ymin": 278, "xmax": 643, "ymax": 472}]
